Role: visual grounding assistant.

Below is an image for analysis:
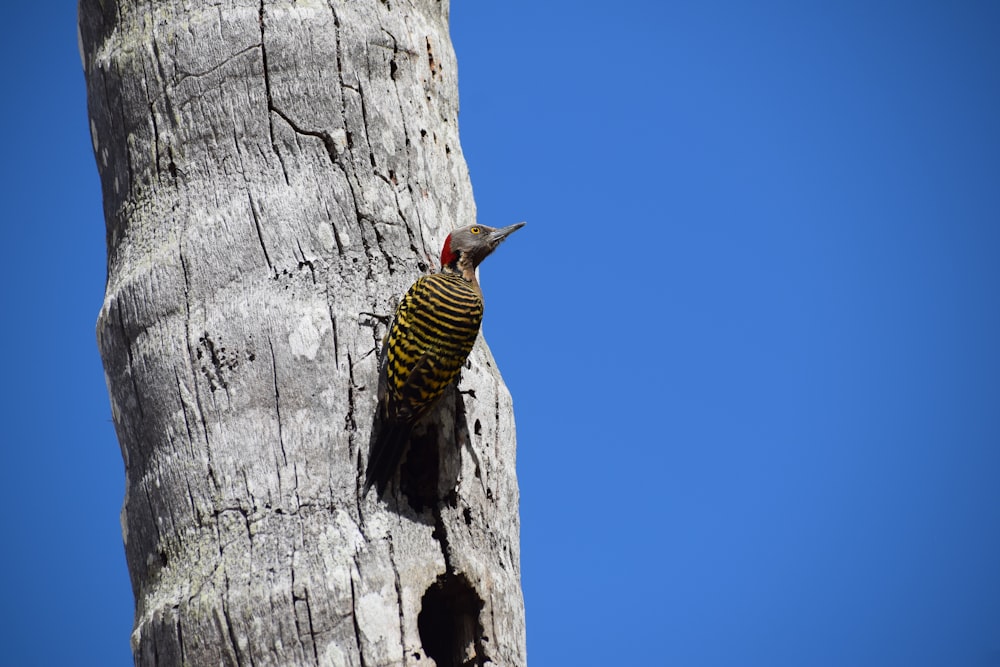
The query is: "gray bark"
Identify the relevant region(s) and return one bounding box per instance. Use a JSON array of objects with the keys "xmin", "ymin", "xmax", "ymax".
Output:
[{"xmin": 79, "ymin": 1, "xmax": 526, "ymax": 665}]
